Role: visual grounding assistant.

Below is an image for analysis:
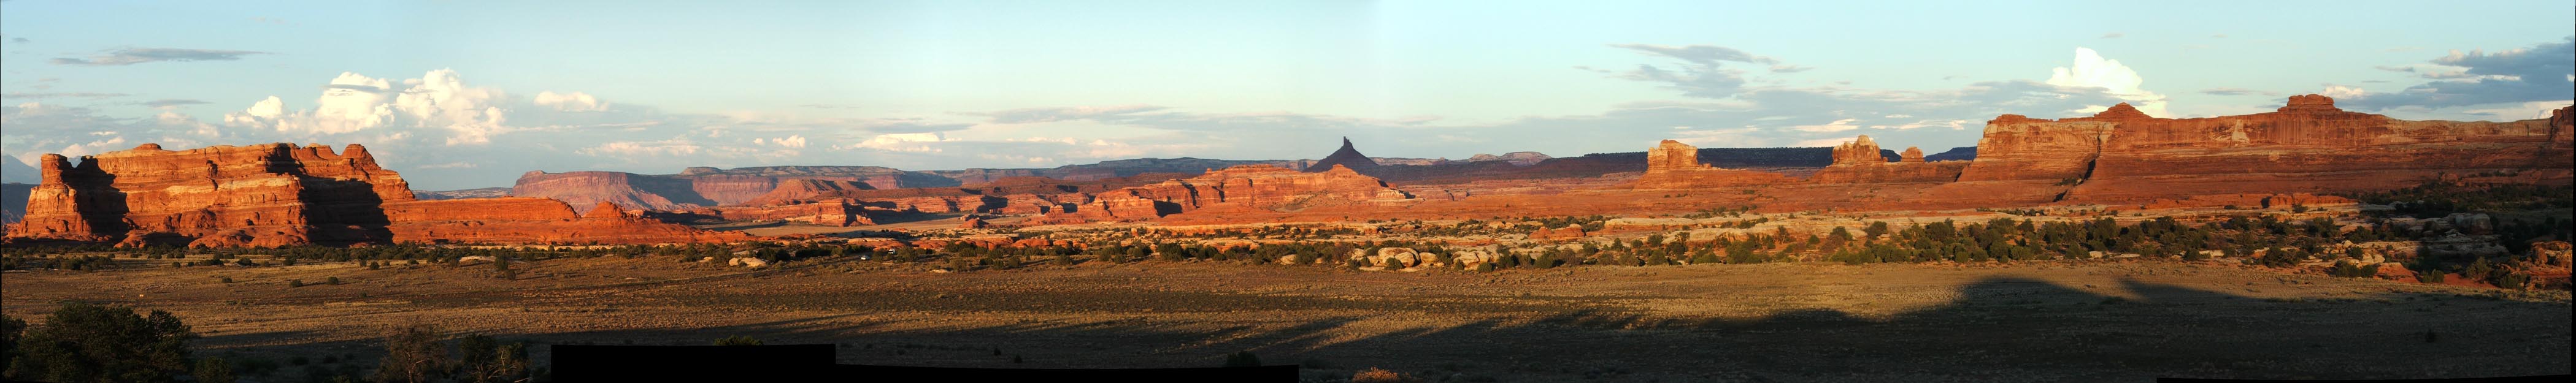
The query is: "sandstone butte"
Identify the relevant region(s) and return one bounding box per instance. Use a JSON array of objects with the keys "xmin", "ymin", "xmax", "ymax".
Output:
[
  {"xmin": 1804, "ymin": 134, "xmax": 1971, "ymax": 184},
  {"xmin": 2, "ymin": 143, "xmax": 747, "ymax": 247},
  {"xmin": 1631, "ymin": 140, "xmax": 1801, "ymax": 189}
]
